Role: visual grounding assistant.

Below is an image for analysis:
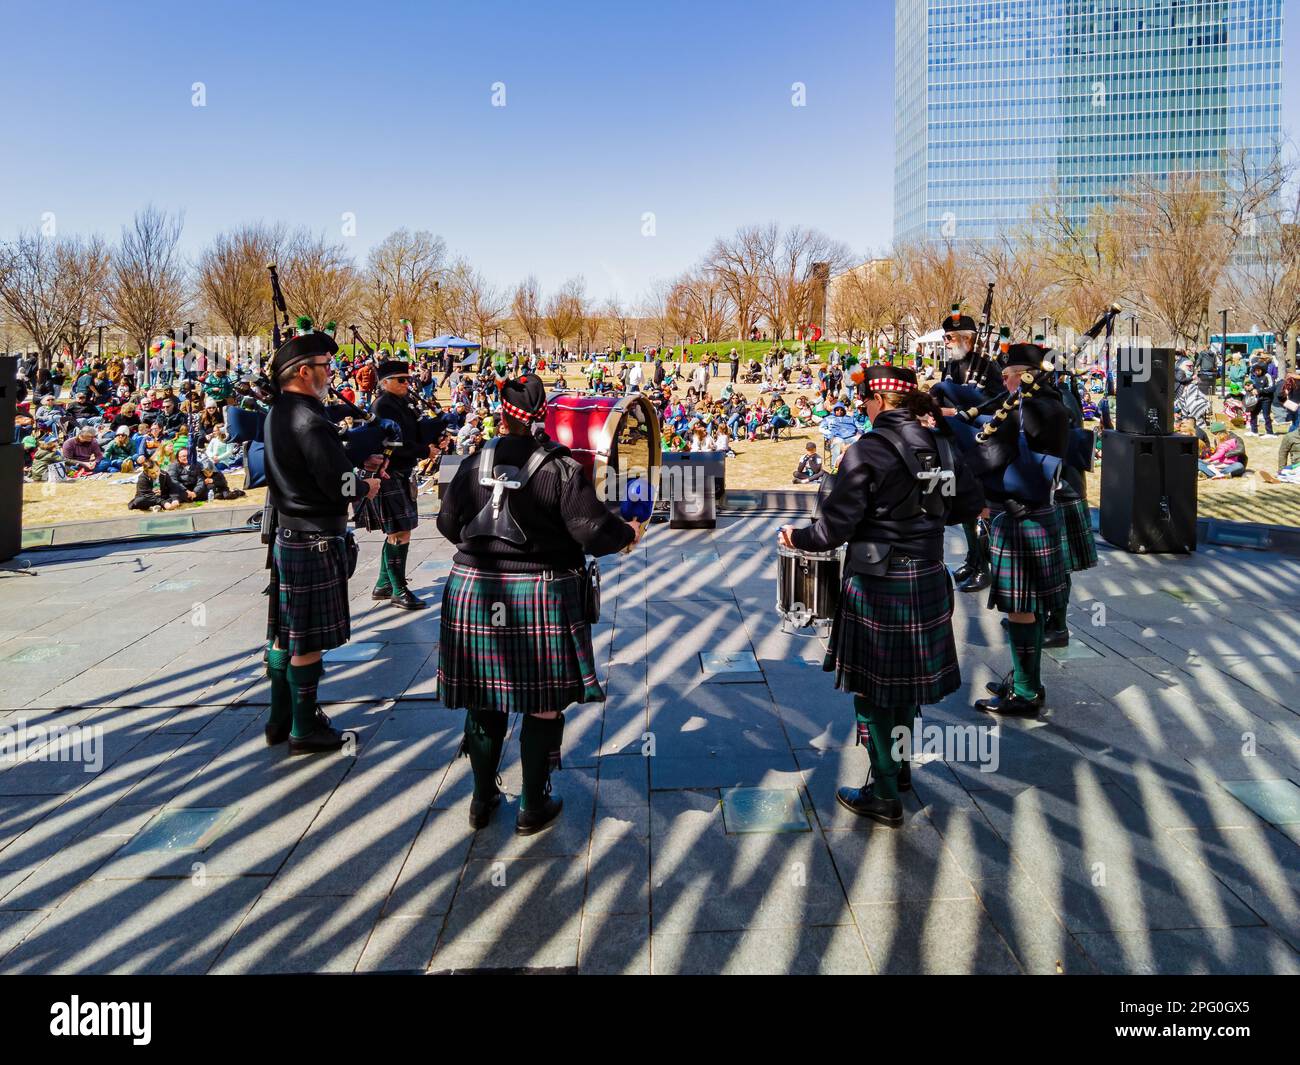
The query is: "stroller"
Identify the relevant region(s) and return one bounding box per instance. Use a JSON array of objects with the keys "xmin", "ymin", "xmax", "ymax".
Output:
[{"xmin": 742, "ymin": 360, "xmax": 763, "ymax": 384}]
